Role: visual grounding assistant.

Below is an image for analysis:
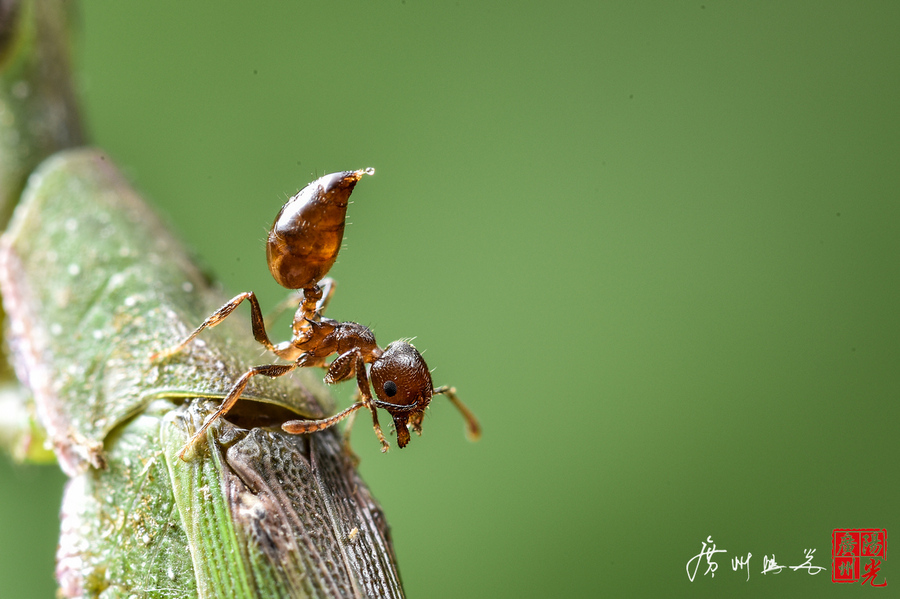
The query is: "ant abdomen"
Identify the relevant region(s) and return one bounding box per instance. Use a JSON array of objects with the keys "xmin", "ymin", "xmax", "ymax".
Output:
[{"xmin": 266, "ymin": 168, "xmax": 374, "ymax": 290}]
